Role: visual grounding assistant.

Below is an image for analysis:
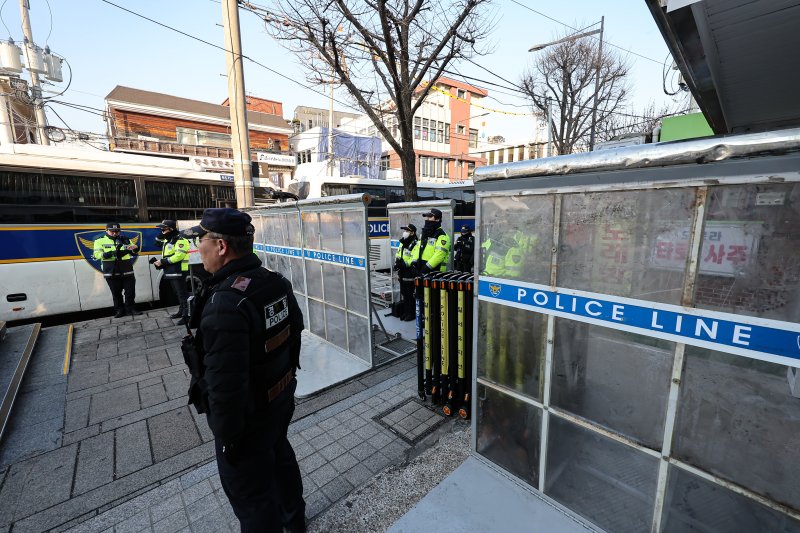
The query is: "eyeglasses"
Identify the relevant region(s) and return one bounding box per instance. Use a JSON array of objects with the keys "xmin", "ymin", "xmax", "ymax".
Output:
[{"xmin": 198, "ymin": 236, "xmax": 220, "ymax": 243}]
